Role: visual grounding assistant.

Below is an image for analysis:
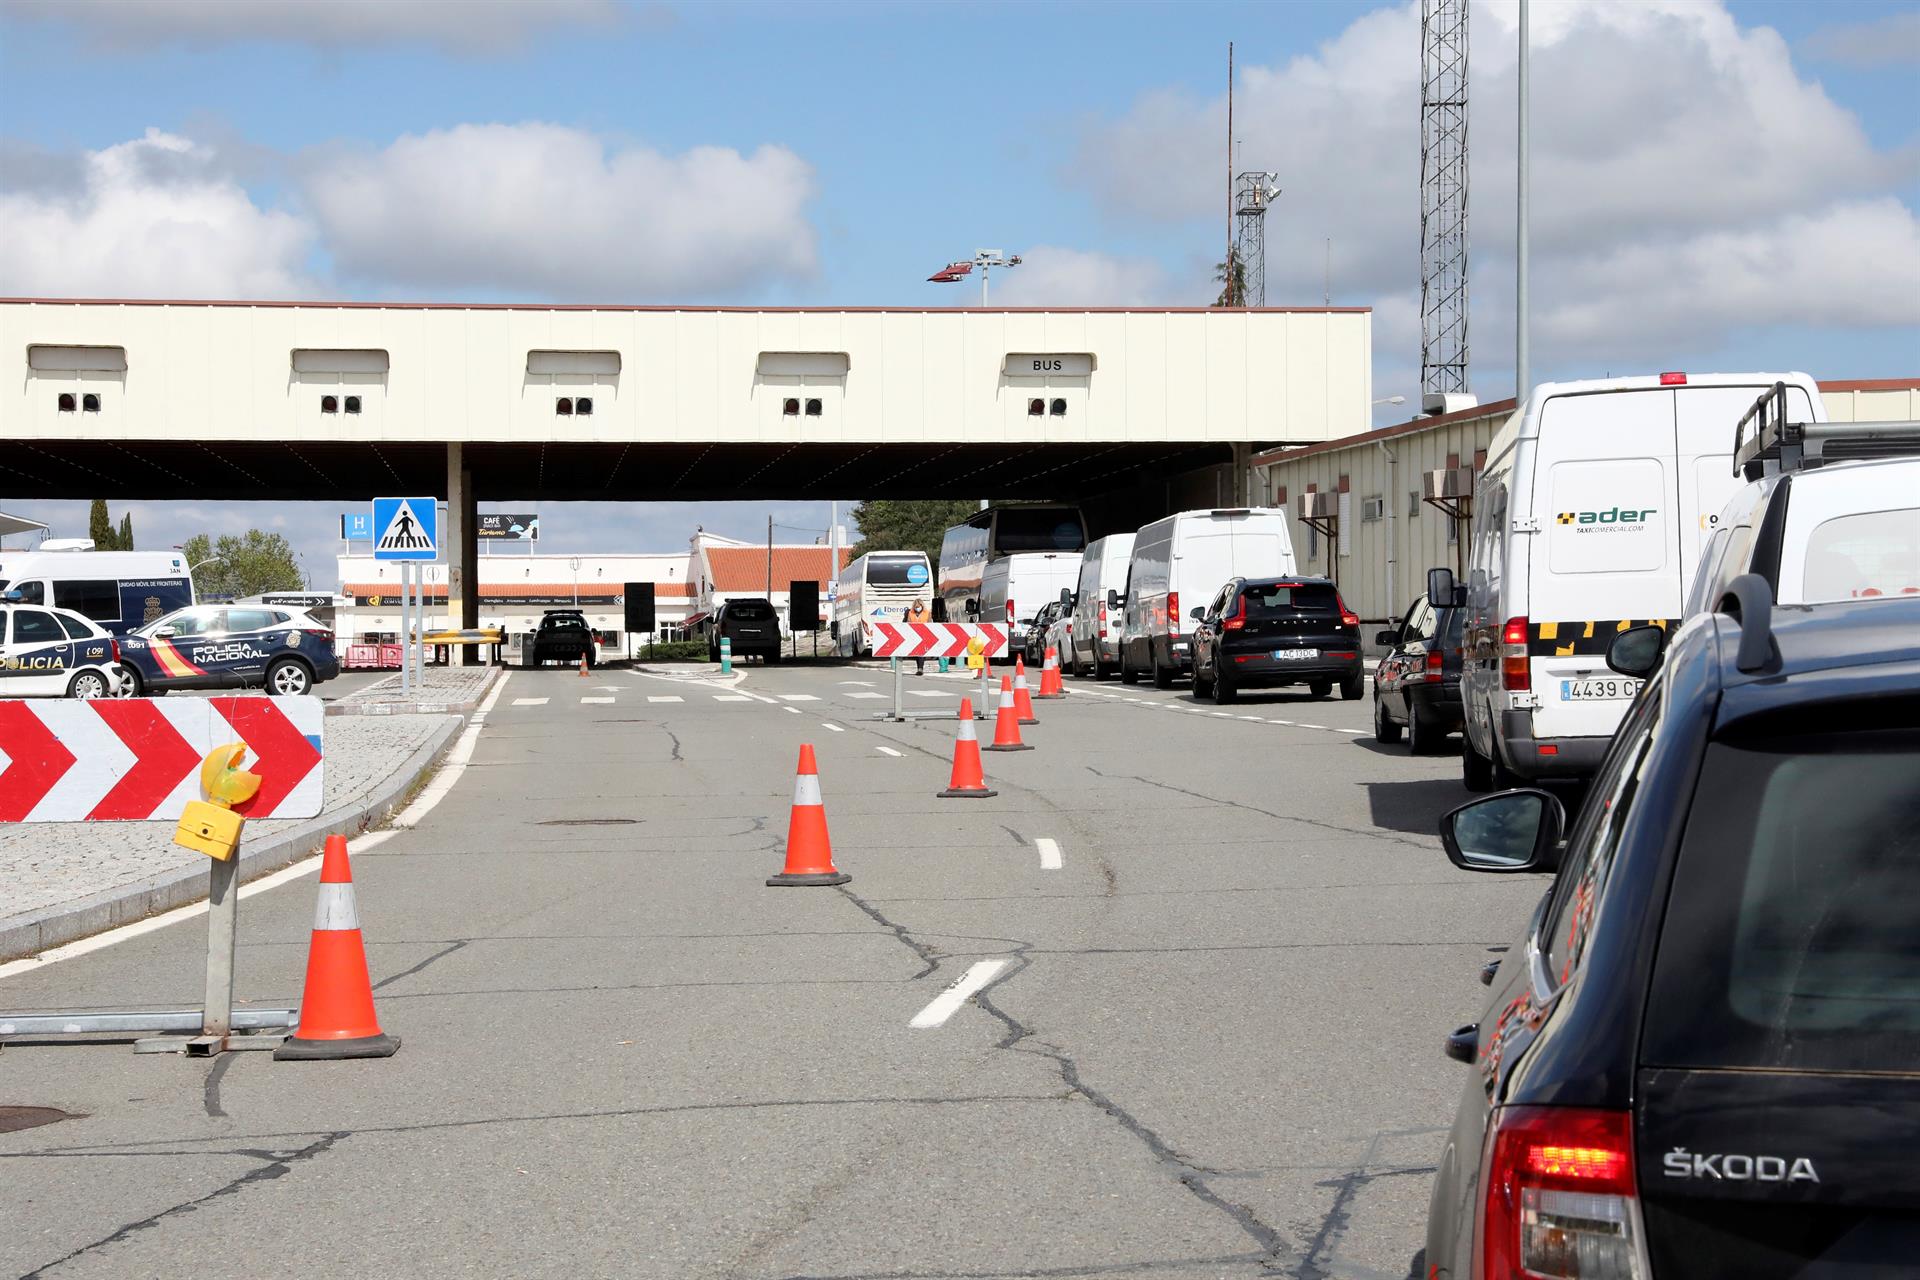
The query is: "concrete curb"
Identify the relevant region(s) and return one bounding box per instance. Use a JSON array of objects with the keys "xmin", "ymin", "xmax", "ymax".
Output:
[
  {"xmin": 325, "ymin": 665, "xmax": 501, "ymax": 718},
  {"xmin": 0, "ymin": 713, "xmax": 468, "ymax": 963}
]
